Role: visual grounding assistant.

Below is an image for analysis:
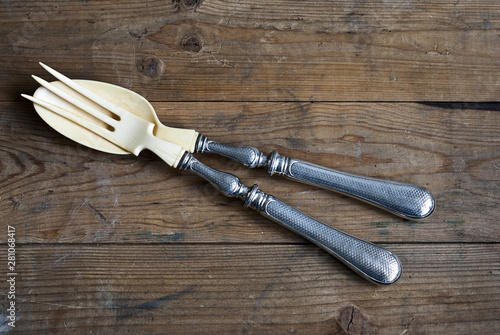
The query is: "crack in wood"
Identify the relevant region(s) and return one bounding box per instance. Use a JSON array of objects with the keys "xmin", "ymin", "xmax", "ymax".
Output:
[{"xmin": 347, "ymin": 305, "xmax": 355, "ymax": 331}]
